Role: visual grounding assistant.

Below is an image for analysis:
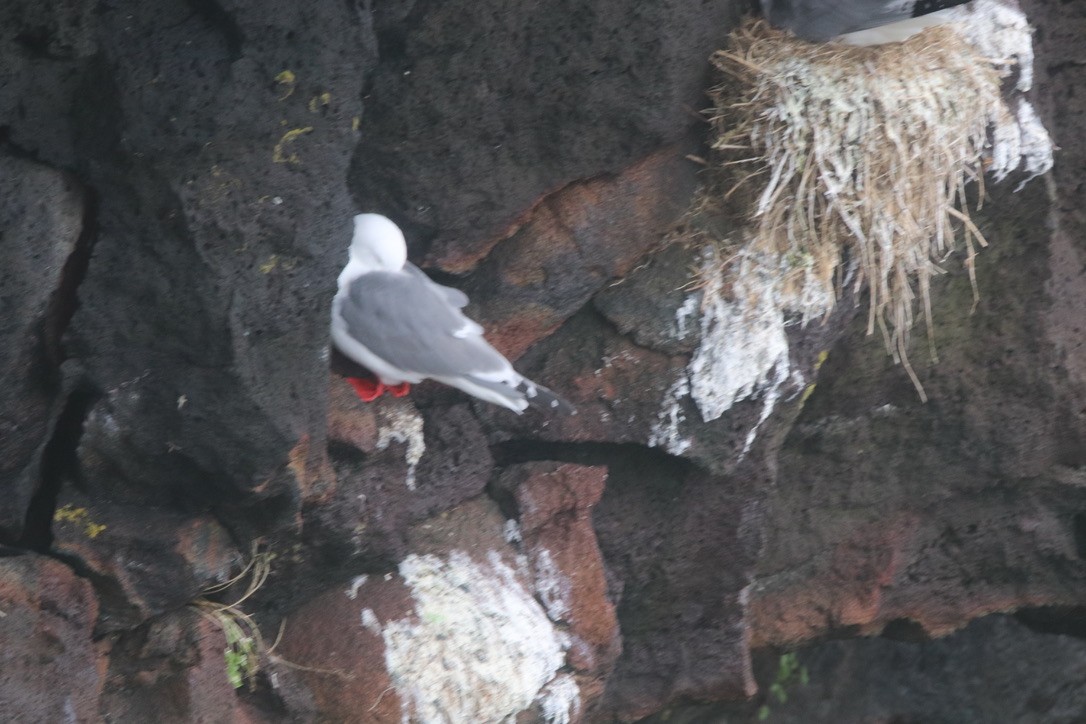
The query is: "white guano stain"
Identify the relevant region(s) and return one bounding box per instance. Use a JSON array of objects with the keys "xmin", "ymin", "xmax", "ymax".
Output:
[
  {"xmin": 360, "ymin": 608, "xmax": 381, "ymax": 634},
  {"xmin": 537, "ymin": 674, "xmax": 582, "ymax": 724},
  {"xmin": 345, "ymin": 575, "xmax": 368, "ymax": 600},
  {"xmin": 375, "ymin": 405, "xmax": 426, "ymax": 491},
  {"xmin": 648, "ymin": 375, "xmax": 692, "ymax": 455},
  {"xmin": 531, "ymin": 548, "xmax": 572, "ymax": 622},
  {"xmin": 947, "ymin": 0, "xmax": 1034, "ymax": 92},
  {"xmin": 673, "ymin": 295, "xmax": 699, "ymax": 340},
  {"xmin": 377, "ymin": 550, "xmax": 577, "ymax": 723},
  {"xmin": 1010, "ymin": 99, "xmax": 1054, "ymax": 189},
  {"xmin": 502, "ymin": 518, "xmax": 523, "ymax": 545},
  {"xmin": 947, "ymin": 0, "xmax": 1053, "ymax": 183},
  {"xmin": 686, "ymin": 246, "xmax": 830, "ymax": 455},
  {"xmin": 688, "ymin": 248, "xmax": 808, "ymax": 424}
]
